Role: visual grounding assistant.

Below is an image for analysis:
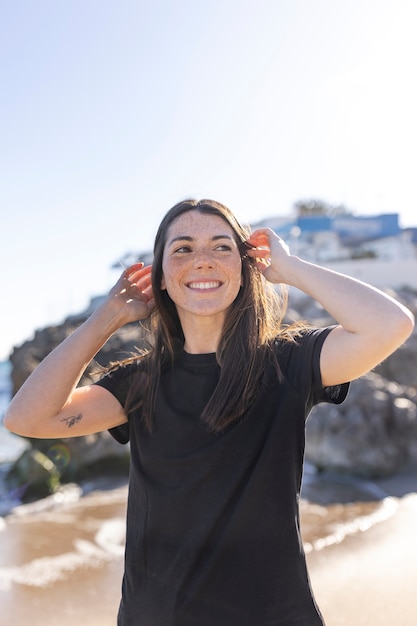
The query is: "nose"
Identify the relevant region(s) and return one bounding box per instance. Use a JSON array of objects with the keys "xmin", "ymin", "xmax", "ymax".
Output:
[{"xmin": 193, "ymin": 249, "xmax": 215, "ymax": 269}]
